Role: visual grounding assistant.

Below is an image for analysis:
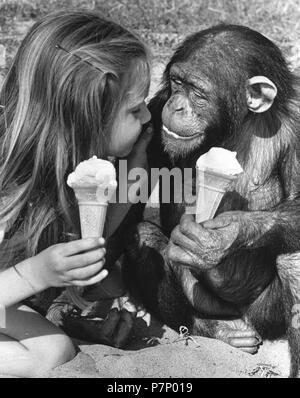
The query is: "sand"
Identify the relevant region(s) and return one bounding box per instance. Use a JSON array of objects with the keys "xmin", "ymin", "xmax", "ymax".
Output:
[{"xmin": 44, "ymin": 312, "xmax": 290, "ymax": 378}]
